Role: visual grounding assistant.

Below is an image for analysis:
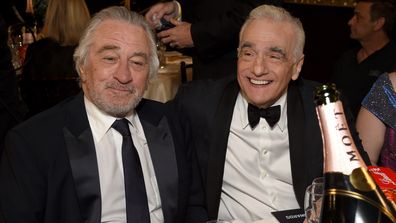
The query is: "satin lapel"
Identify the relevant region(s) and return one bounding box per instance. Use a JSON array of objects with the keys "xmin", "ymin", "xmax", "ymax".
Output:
[
  {"xmin": 63, "ymin": 93, "xmax": 101, "ymax": 223},
  {"xmin": 287, "ymin": 81, "xmax": 309, "ymax": 208},
  {"xmin": 140, "ymin": 116, "xmax": 178, "ymax": 223},
  {"xmin": 206, "ymin": 80, "xmax": 240, "ymax": 219}
]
